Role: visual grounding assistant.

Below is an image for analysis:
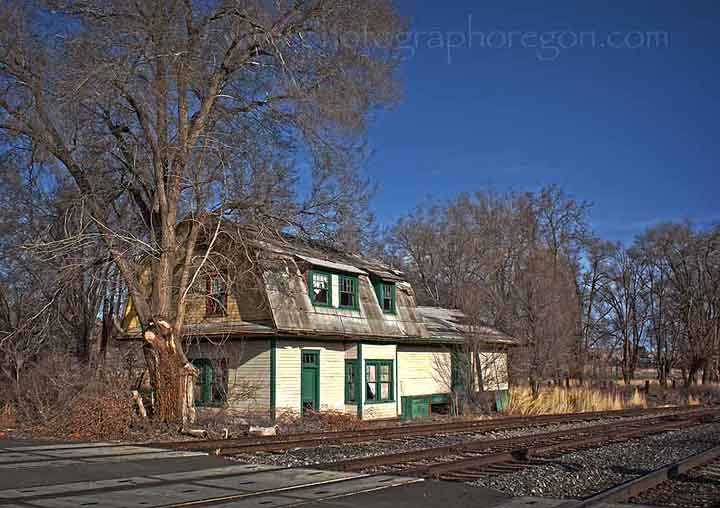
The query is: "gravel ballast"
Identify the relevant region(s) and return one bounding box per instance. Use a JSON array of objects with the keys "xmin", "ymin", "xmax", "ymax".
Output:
[
  {"xmin": 470, "ymin": 423, "xmax": 720, "ymax": 499},
  {"xmin": 226, "ymin": 411, "xmax": 696, "ymax": 468}
]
